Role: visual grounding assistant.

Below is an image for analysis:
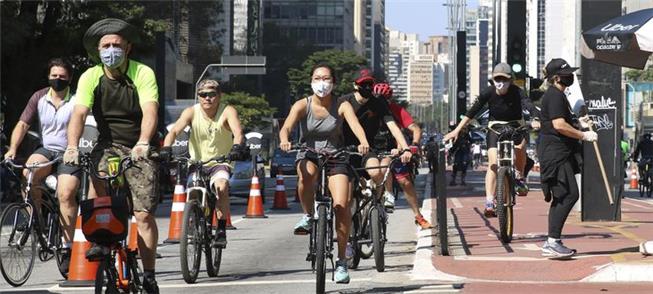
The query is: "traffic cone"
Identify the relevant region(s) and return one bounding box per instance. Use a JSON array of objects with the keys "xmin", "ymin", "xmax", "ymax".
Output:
[
  {"xmin": 244, "ymin": 175, "xmax": 267, "ymax": 218},
  {"xmin": 128, "ymin": 216, "xmax": 138, "ymax": 251},
  {"xmin": 631, "ymin": 167, "xmax": 639, "ymax": 189},
  {"xmin": 272, "ymin": 171, "xmax": 289, "ymax": 209},
  {"xmin": 164, "ymin": 184, "xmax": 186, "ymax": 244},
  {"xmin": 59, "ymin": 209, "xmax": 99, "ymax": 287},
  {"xmin": 226, "ymin": 210, "xmax": 237, "ymax": 230}
]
